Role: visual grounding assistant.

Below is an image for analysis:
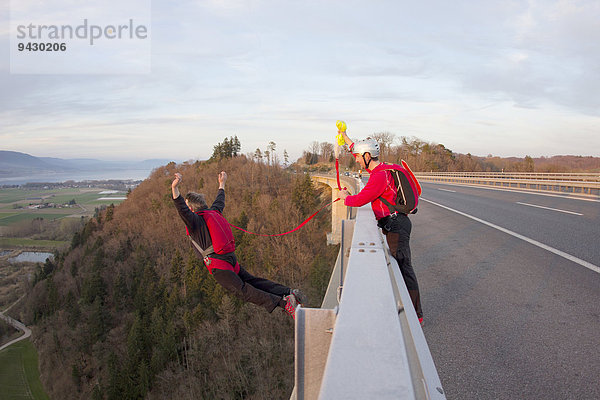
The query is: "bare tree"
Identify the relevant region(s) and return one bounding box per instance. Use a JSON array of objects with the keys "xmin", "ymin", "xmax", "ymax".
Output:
[
  {"xmin": 254, "ymin": 148, "xmax": 263, "ymax": 163},
  {"xmin": 267, "ymin": 141, "xmax": 278, "ymax": 165},
  {"xmin": 371, "ymin": 132, "xmax": 395, "ymax": 159},
  {"xmin": 283, "ymin": 150, "xmax": 289, "ymax": 166},
  {"xmin": 309, "ymin": 141, "xmax": 320, "ymax": 156},
  {"xmin": 319, "ymin": 142, "xmax": 334, "ymax": 162}
]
